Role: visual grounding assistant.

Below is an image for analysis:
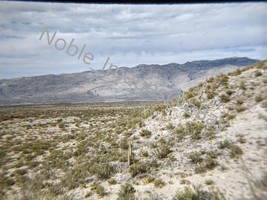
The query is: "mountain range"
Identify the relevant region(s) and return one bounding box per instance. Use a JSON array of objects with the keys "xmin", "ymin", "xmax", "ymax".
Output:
[{"xmin": 0, "ymin": 57, "xmax": 259, "ymax": 105}]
